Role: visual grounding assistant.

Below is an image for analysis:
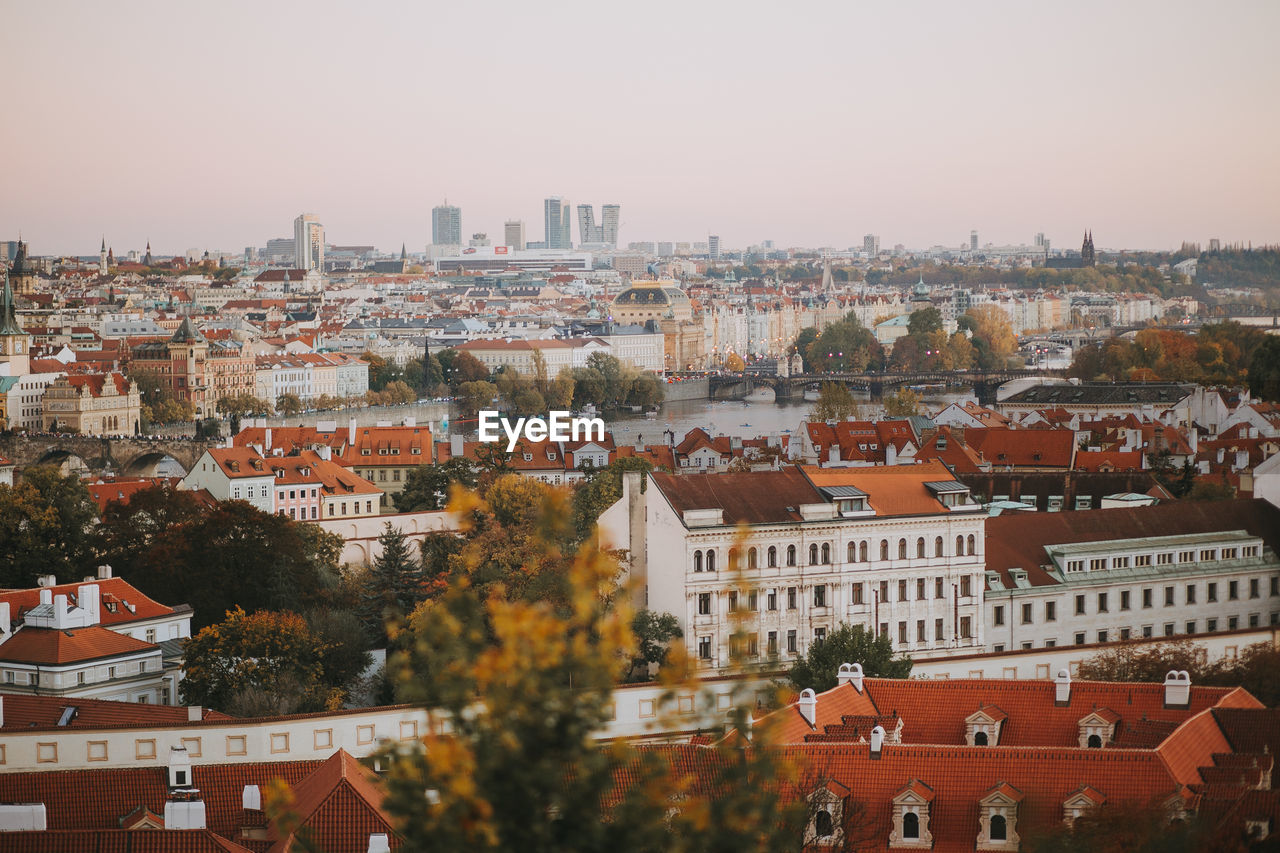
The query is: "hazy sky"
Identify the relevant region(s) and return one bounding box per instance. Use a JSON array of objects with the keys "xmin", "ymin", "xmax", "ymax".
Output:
[{"xmin": 4, "ymin": 0, "xmax": 1278, "ymax": 256}]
